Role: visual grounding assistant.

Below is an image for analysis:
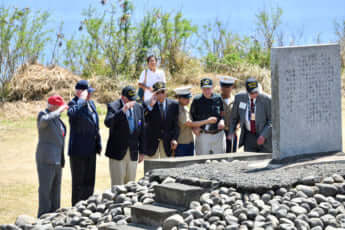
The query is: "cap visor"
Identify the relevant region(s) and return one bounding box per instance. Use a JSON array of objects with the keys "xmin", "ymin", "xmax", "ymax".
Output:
[
  {"xmin": 248, "ymin": 88, "xmax": 259, "ymax": 94},
  {"xmin": 58, "ymin": 103, "xmax": 68, "ymax": 108},
  {"xmin": 128, "ymin": 95, "xmax": 138, "ymax": 101},
  {"xmin": 202, "ymin": 85, "xmax": 213, "ymax": 88},
  {"xmin": 154, "ymin": 88, "xmax": 167, "ymax": 93},
  {"xmin": 88, "ymin": 88, "xmax": 95, "ymax": 93},
  {"xmin": 179, "ymin": 94, "xmax": 192, "ymax": 98},
  {"xmin": 220, "ymin": 83, "xmax": 234, "ymax": 87}
]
